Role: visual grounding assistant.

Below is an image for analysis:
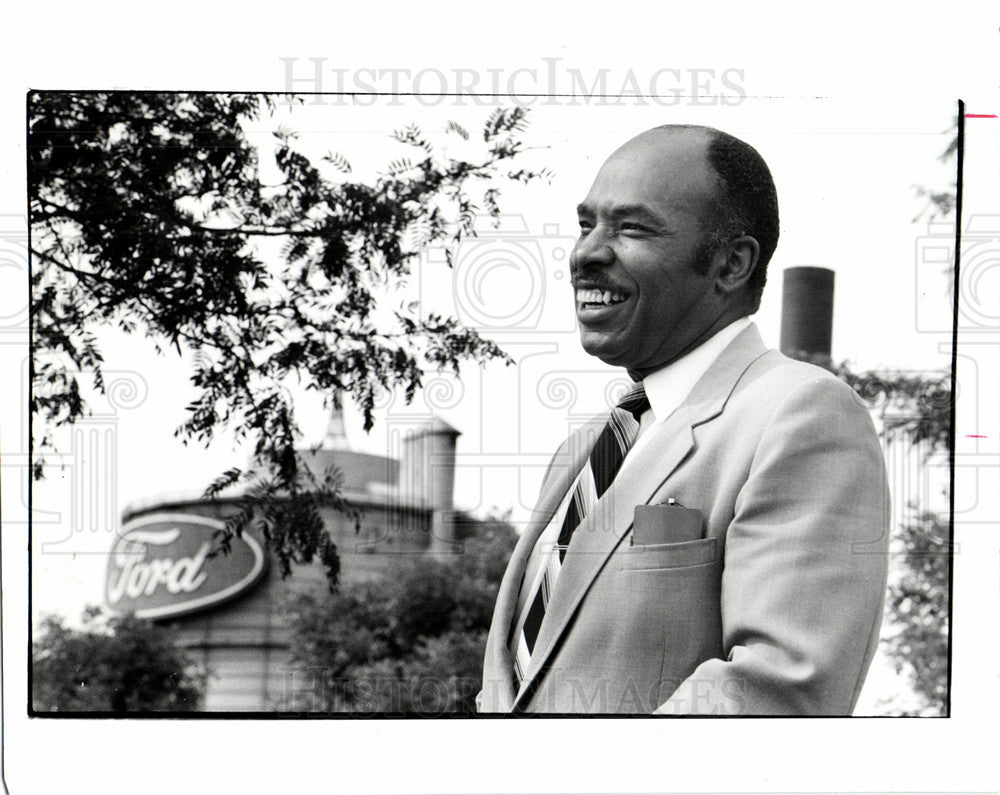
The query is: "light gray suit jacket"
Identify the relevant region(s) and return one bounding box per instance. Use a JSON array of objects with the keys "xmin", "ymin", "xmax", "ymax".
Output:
[{"xmin": 479, "ymin": 324, "xmax": 890, "ymax": 714}]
